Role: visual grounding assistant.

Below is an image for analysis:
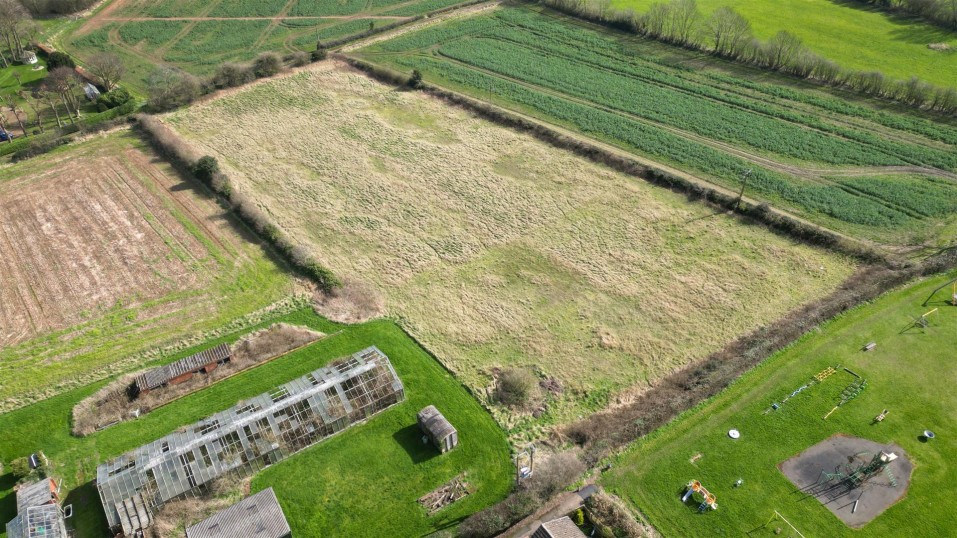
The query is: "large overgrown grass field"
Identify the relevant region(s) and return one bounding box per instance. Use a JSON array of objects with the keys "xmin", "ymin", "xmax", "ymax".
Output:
[
  {"xmin": 356, "ymin": 5, "xmax": 957, "ymax": 247},
  {"xmin": 165, "ymin": 63, "xmax": 853, "ymax": 437},
  {"xmin": 612, "ymin": 0, "xmax": 957, "ymax": 90},
  {"xmin": 0, "ymin": 309, "xmax": 512, "ymax": 538},
  {"xmin": 57, "ymin": 0, "xmax": 472, "ymax": 90},
  {"xmin": 0, "ymin": 131, "xmax": 296, "ymax": 412},
  {"xmin": 604, "ymin": 272, "xmax": 957, "ymax": 536}
]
